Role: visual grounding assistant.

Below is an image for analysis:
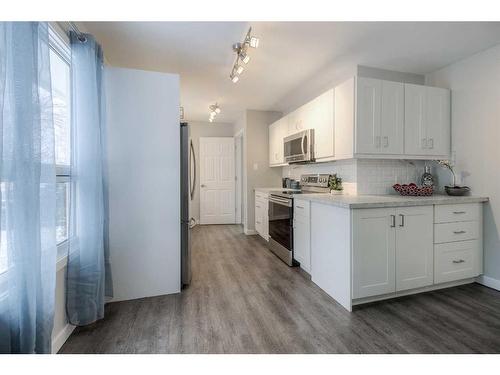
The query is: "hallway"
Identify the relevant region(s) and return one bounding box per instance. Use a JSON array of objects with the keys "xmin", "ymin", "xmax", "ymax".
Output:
[{"xmin": 60, "ymin": 225, "xmax": 500, "ymax": 354}]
